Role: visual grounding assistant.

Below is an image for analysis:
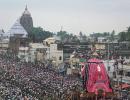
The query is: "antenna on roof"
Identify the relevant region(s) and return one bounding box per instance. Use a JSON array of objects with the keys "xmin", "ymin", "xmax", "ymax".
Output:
[
  {"xmin": 2, "ymin": 29, "xmax": 4, "ymax": 33},
  {"xmin": 25, "ymin": 5, "xmax": 28, "ymax": 10},
  {"xmin": 60, "ymin": 26, "xmax": 63, "ymax": 32}
]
